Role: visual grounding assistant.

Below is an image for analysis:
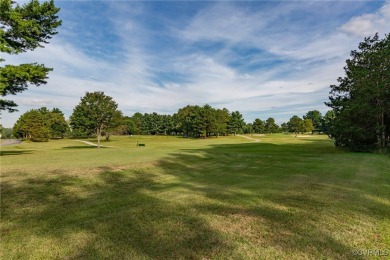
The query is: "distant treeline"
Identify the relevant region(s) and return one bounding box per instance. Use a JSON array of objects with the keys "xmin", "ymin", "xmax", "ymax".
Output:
[
  {"xmin": 121, "ymin": 105, "xmax": 244, "ymax": 137},
  {"xmin": 3, "ymin": 100, "xmax": 333, "ymax": 142},
  {"xmin": 118, "ymin": 106, "xmax": 332, "ymax": 138}
]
